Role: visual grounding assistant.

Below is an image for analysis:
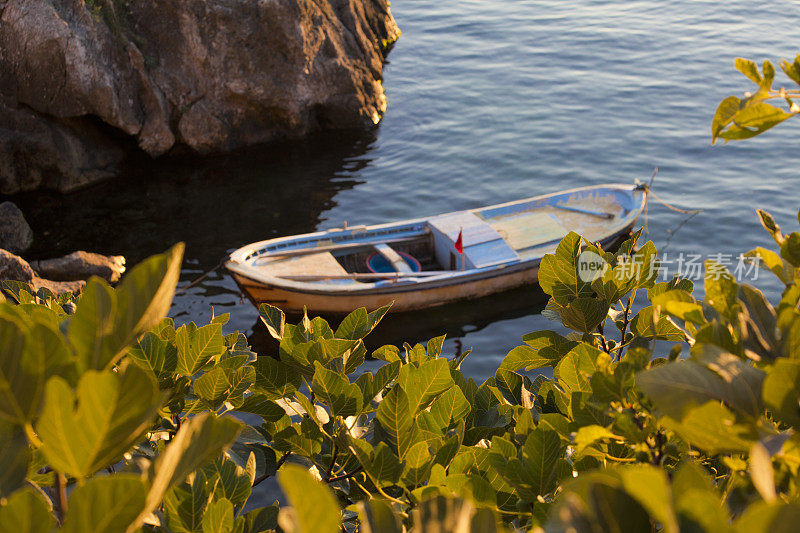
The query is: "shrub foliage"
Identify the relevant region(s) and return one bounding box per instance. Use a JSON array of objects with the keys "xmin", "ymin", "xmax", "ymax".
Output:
[{"xmin": 2, "ymin": 206, "xmax": 800, "ymax": 532}]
